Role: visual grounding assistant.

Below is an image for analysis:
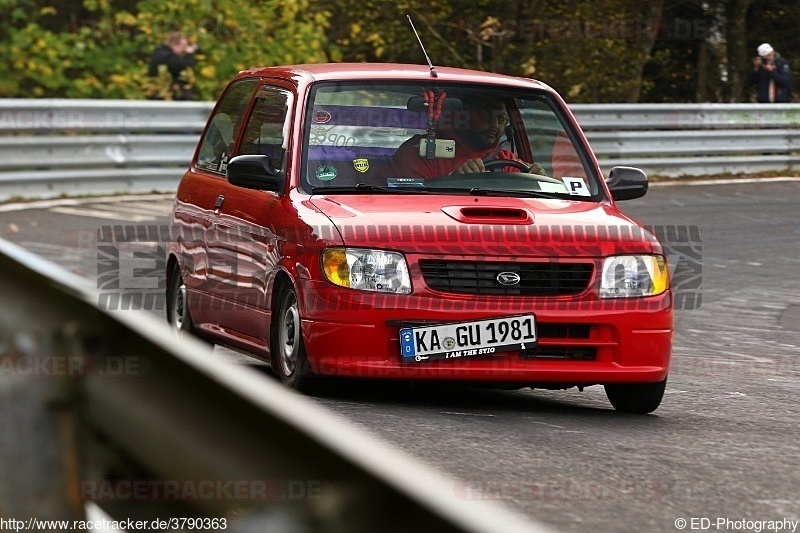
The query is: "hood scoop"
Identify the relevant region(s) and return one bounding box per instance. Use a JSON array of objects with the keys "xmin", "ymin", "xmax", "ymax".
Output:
[{"xmin": 442, "ymin": 206, "xmax": 534, "ymax": 225}]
